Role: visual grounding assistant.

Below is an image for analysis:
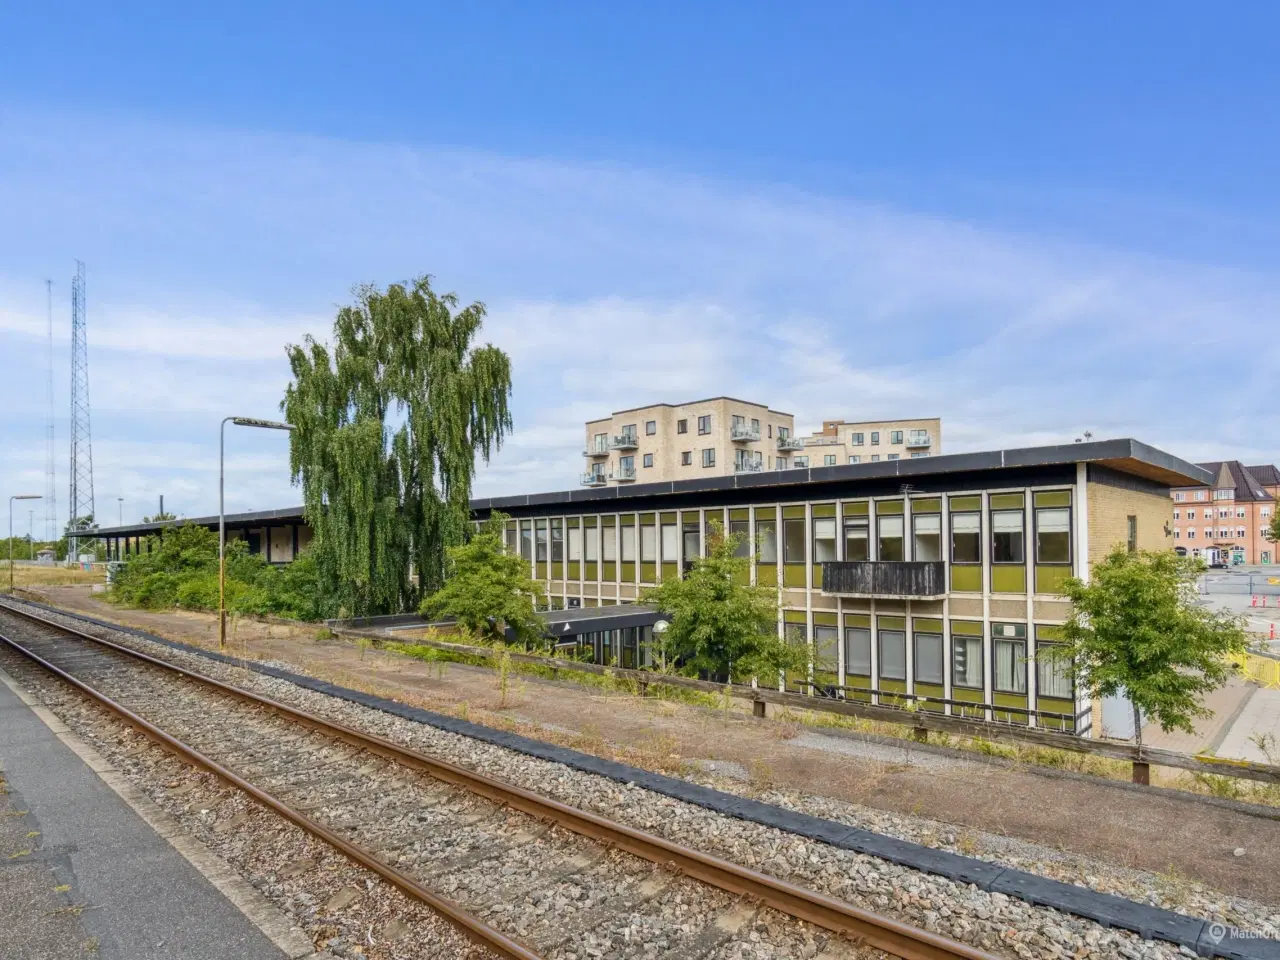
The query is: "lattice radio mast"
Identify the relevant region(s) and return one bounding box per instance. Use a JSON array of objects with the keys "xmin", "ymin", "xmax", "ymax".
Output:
[
  {"xmin": 67, "ymin": 261, "xmax": 96, "ymax": 561},
  {"xmin": 45, "ymin": 280, "xmax": 57, "ymax": 544}
]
